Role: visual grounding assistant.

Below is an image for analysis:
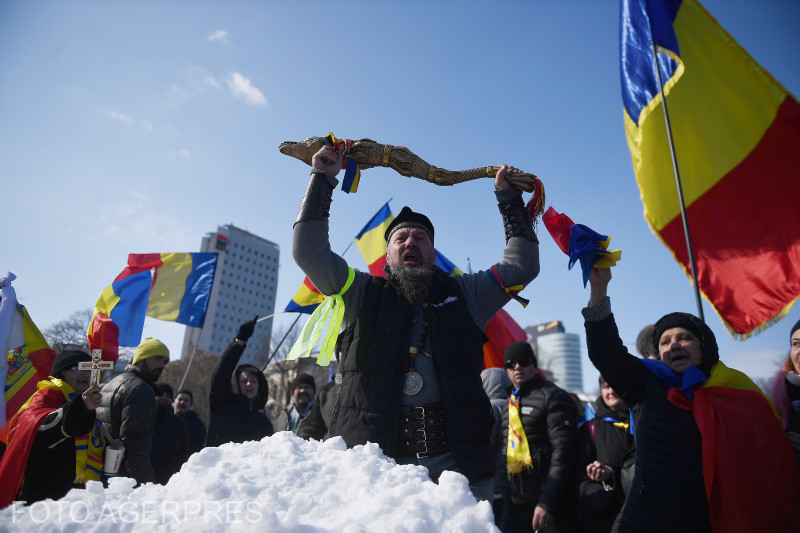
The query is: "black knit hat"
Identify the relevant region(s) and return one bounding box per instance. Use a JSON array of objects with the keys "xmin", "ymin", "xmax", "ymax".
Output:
[
  {"xmin": 50, "ymin": 349, "xmax": 92, "ymax": 379},
  {"xmin": 384, "ymin": 206, "xmax": 435, "ymax": 243},
  {"xmin": 791, "ymin": 319, "xmax": 800, "ymax": 340},
  {"xmin": 653, "ymin": 312, "xmax": 719, "ymax": 375},
  {"xmin": 504, "ymin": 341, "xmax": 537, "ymax": 367},
  {"xmin": 292, "ymin": 373, "xmax": 316, "ymax": 392}
]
